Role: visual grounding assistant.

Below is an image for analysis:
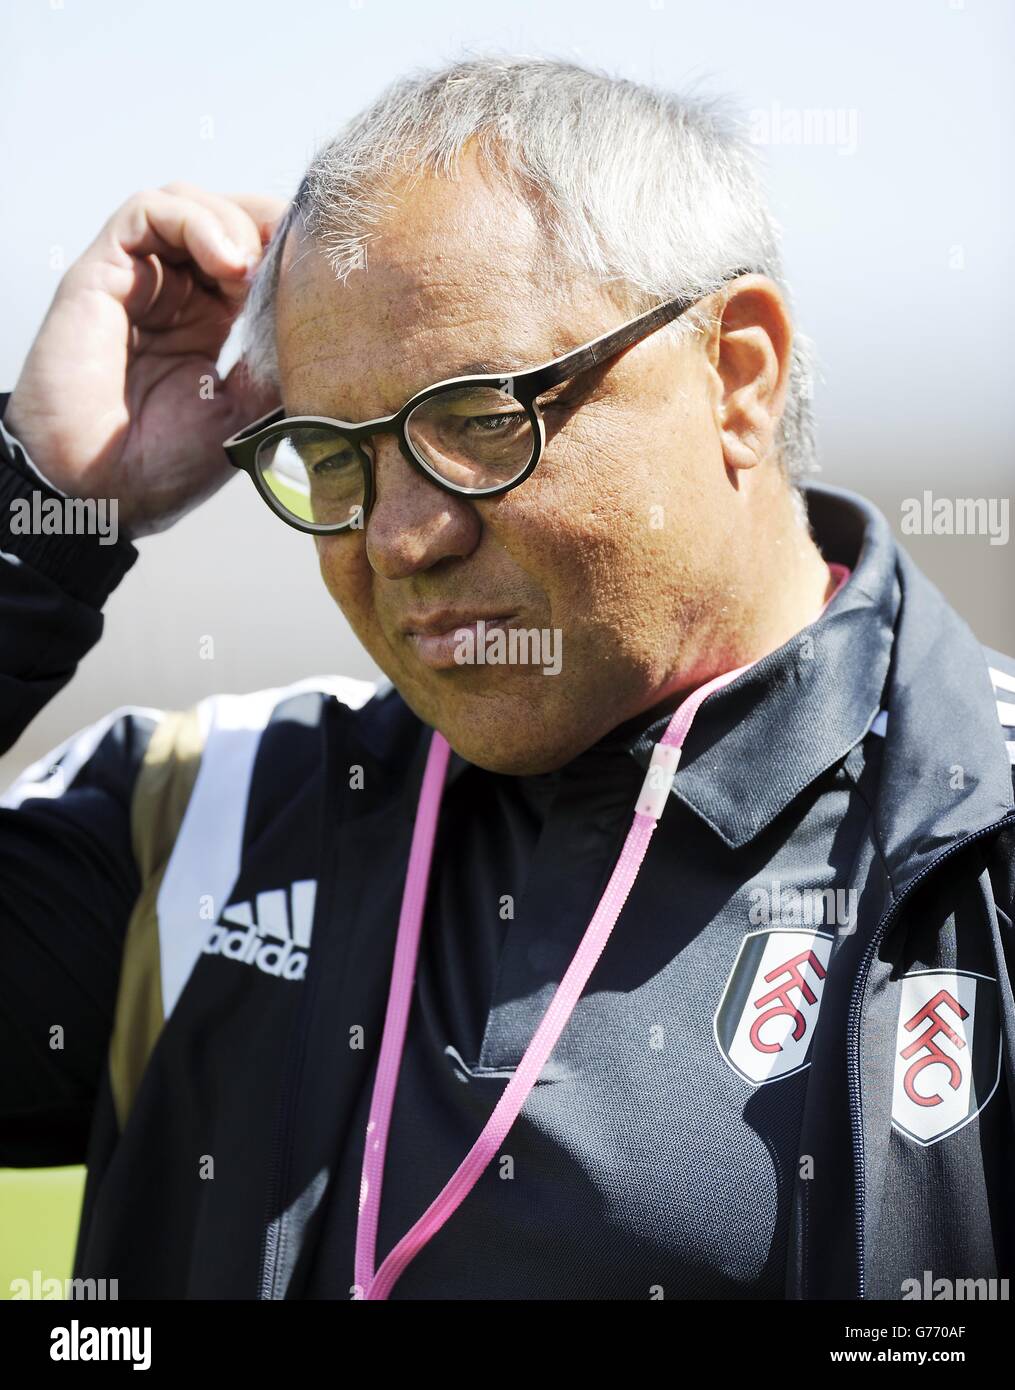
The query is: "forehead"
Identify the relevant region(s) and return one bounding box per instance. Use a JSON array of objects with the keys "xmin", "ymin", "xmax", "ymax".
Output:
[{"xmin": 274, "ymin": 149, "xmax": 612, "ymax": 415}]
